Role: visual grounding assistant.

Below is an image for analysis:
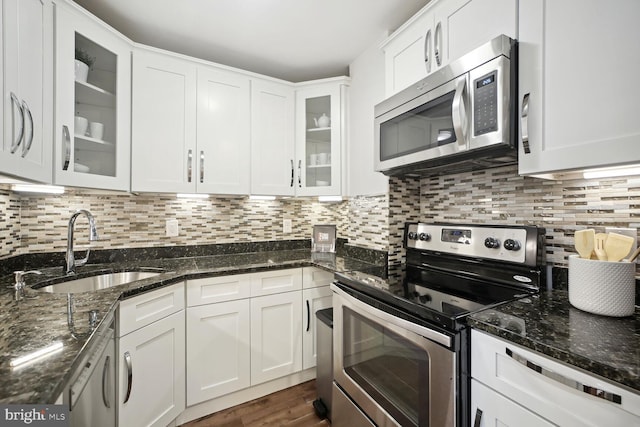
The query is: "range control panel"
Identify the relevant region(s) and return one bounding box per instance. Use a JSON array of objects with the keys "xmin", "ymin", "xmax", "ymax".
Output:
[{"xmin": 405, "ymin": 223, "xmax": 542, "ymax": 266}]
